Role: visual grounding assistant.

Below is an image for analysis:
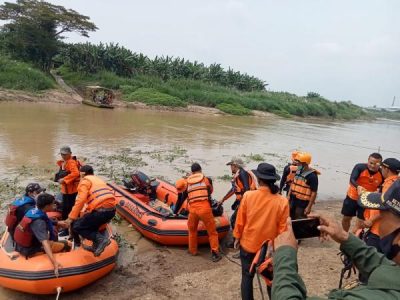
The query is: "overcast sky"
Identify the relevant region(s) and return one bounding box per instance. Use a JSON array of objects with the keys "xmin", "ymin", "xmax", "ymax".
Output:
[{"xmin": 48, "ymin": 0, "xmax": 399, "ymax": 107}]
